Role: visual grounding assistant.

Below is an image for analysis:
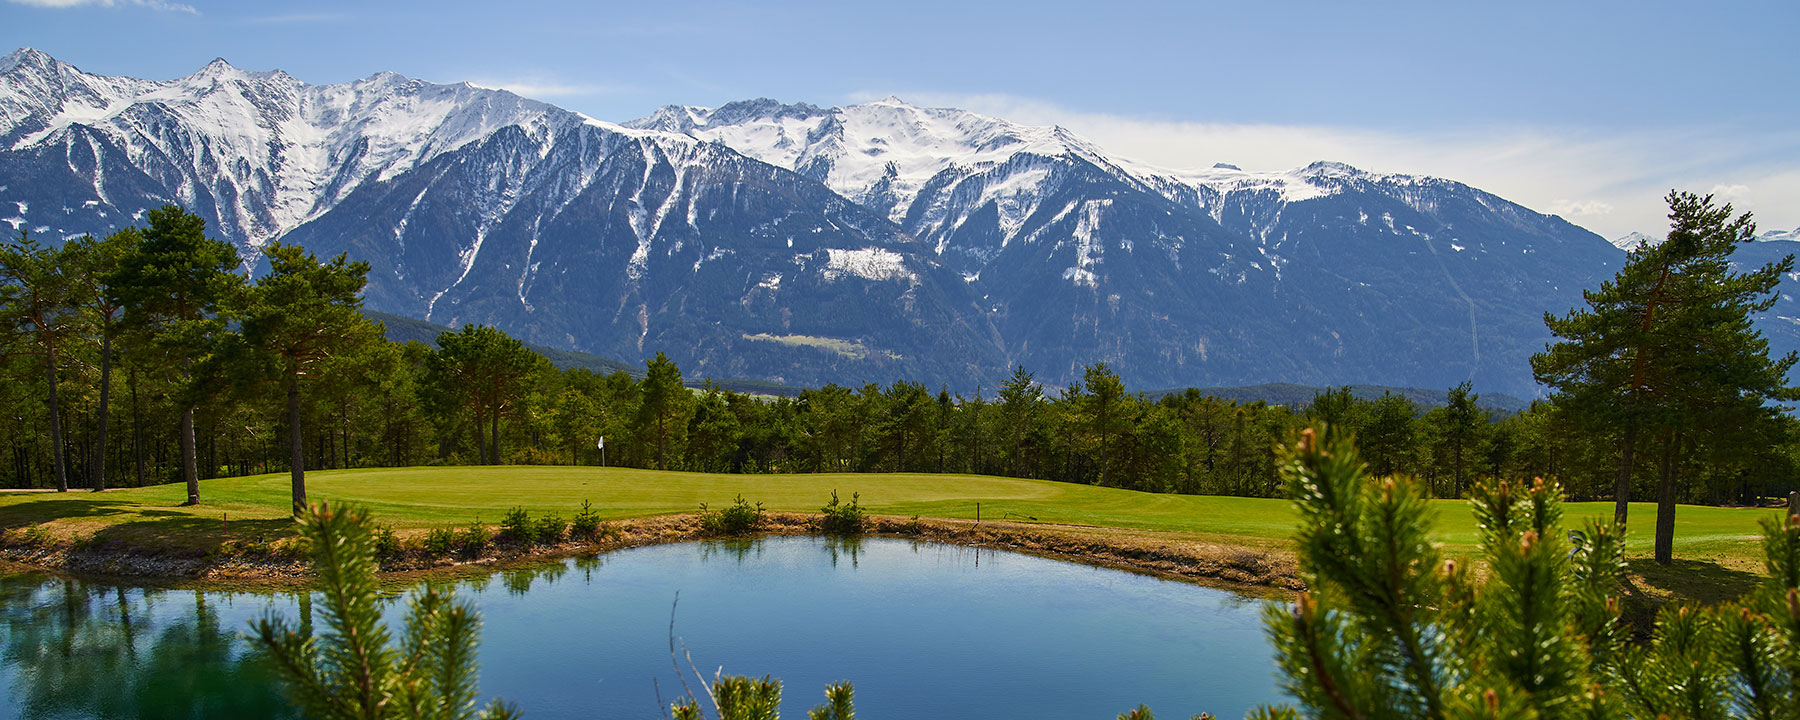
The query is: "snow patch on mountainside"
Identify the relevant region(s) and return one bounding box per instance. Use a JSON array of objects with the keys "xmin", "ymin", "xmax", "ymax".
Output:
[{"xmin": 822, "ymin": 247, "xmax": 913, "ymax": 283}]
